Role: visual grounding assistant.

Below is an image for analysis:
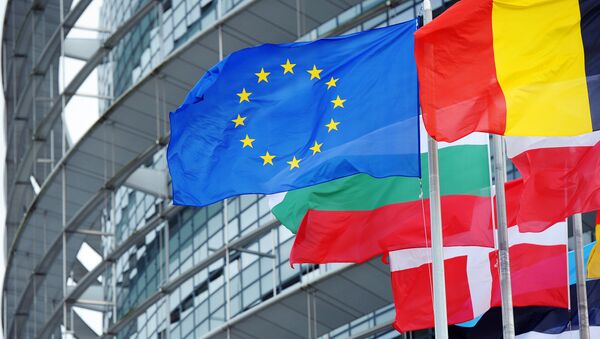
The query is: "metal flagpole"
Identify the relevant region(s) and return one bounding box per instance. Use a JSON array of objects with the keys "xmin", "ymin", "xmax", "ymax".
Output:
[
  {"xmin": 572, "ymin": 213, "xmax": 590, "ymax": 339},
  {"xmin": 492, "ymin": 135, "xmax": 515, "ymax": 339},
  {"xmin": 427, "ymin": 125, "xmax": 449, "ymax": 339},
  {"xmin": 423, "ymin": 2, "xmax": 449, "ymax": 338}
]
